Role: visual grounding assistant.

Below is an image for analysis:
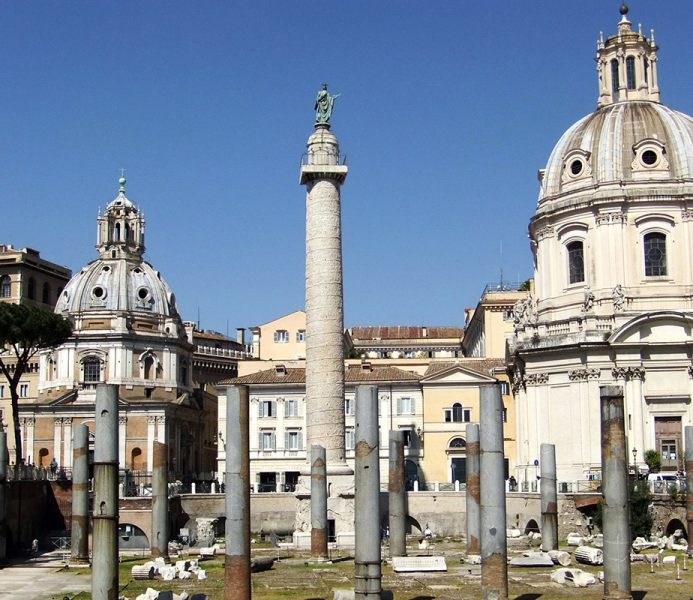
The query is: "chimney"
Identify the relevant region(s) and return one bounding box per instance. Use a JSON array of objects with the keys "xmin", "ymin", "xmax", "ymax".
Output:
[{"xmin": 236, "ymin": 327, "xmax": 245, "ymax": 346}]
